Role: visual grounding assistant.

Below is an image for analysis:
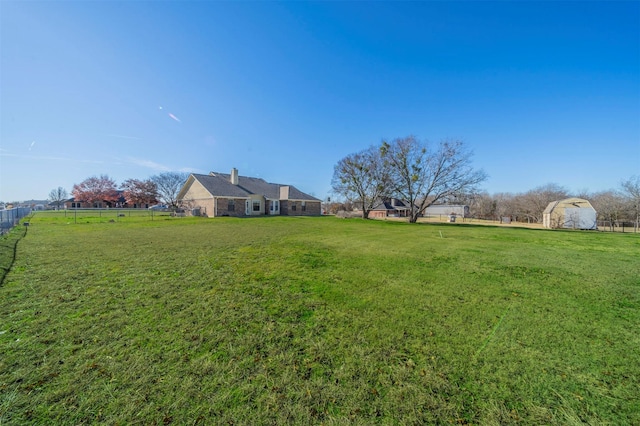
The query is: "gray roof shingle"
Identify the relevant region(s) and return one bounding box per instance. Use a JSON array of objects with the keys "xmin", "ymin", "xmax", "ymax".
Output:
[
  {"xmin": 371, "ymin": 198, "xmax": 411, "ymax": 210},
  {"xmin": 190, "ymin": 172, "xmax": 319, "ymax": 201}
]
